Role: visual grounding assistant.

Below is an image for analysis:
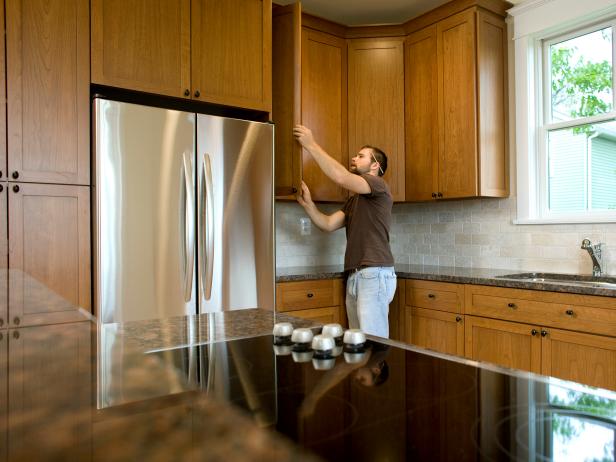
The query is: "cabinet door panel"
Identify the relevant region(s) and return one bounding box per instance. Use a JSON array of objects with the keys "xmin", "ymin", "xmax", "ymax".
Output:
[
  {"xmin": 6, "ymin": 0, "xmax": 89, "ymax": 185},
  {"xmin": 437, "ymin": 10, "xmax": 477, "ymax": 198},
  {"xmin": 287, "ymin": 306, "xmax": 342, "ymax": 325},
  {"xmin": 542, "ymin": 329, "xmax": 616, "ymax": 391},
  {"xmin": 0, "ymin": 185, "xmax": 6, "ymax": 330},
  {"xmin": 406, "ymin": 306, "xmax": 464, "ymax": 356},
  {"xmin": 0, "ymin": 331, "xmax": 6, "ymax": 462},
  {"xmin": 464, "ymin": 316, "xmax": 541, "ymax": 373},
  {"xmin": 192, "ymin": 0, "xmax": 272, "ymax": 111},
  {"xmin": 301, "ymin": 28, "xmax": 348, "ymax": 202},
  {"xmin": 9, "ymin": 184, "xmax": 90, "ymax": 326},
  {"xmin": 8, "ymin": 323, "xmax": 92, "ymax": 460},
  {"xmin": 405, "ymin": 25, "xmax": 438, "ymax": 202},
  {"xmin": 0, "ymin": 2, "xmax": 5, "ymax": 181},
  {"xmin": 91, "ymin": 0, "xmax": 191, "ymax": 98},
  {"xmin": 348, "ymin": 38, "xmax": 405, "ymax": 201}
]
